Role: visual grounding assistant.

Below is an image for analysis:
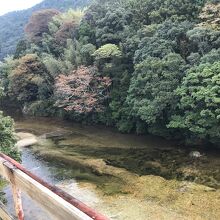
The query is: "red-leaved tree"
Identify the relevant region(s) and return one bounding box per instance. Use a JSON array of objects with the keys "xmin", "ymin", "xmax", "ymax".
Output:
[{"xmin": 54, "ymin": 66, "xmax": 111, "ymax": 113}]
